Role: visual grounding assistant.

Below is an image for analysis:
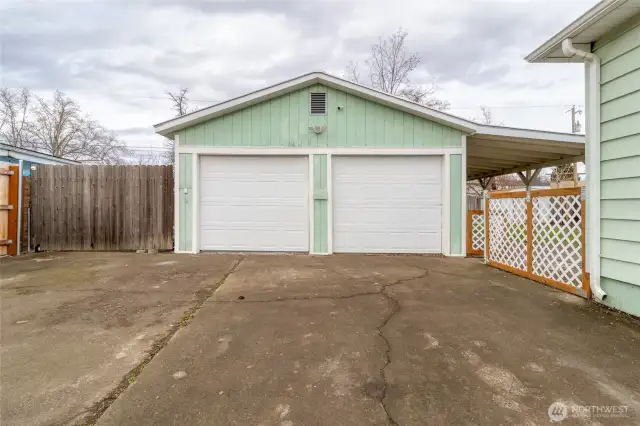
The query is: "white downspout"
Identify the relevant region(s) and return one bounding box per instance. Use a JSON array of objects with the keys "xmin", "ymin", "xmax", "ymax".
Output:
[{"xmin": 562, "ymin": 38, "xmax": 606, "ymax": 301}]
